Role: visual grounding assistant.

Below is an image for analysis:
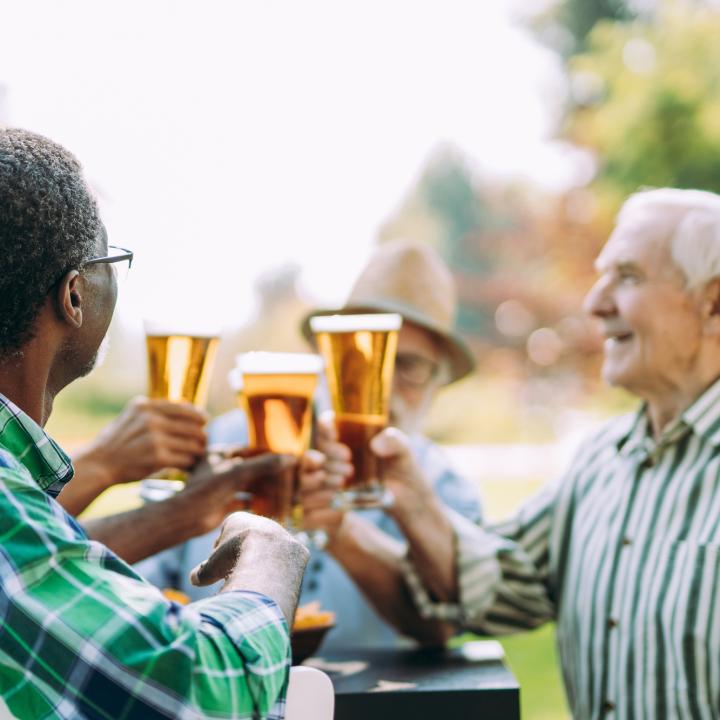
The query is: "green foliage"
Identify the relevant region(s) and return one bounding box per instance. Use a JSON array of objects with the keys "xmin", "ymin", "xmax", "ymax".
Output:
[
  {"xmin": 560, "ymin": 0, "xmax": 635, "ymax": 52},
  {"xmin": 566, "ymin": 4, "xmax": 720, "ymax": 202}
]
